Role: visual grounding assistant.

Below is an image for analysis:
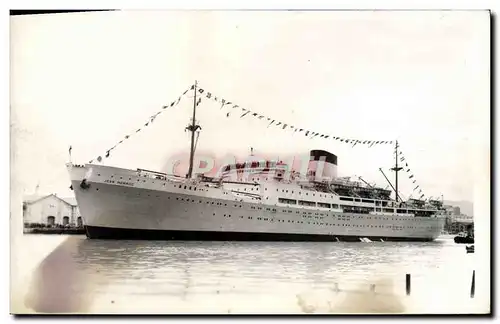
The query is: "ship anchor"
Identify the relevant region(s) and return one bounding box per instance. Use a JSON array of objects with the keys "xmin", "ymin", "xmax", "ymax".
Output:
[{"xmin": 80, "ymin": 179, "xmax": 91, "ymax": 190}]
